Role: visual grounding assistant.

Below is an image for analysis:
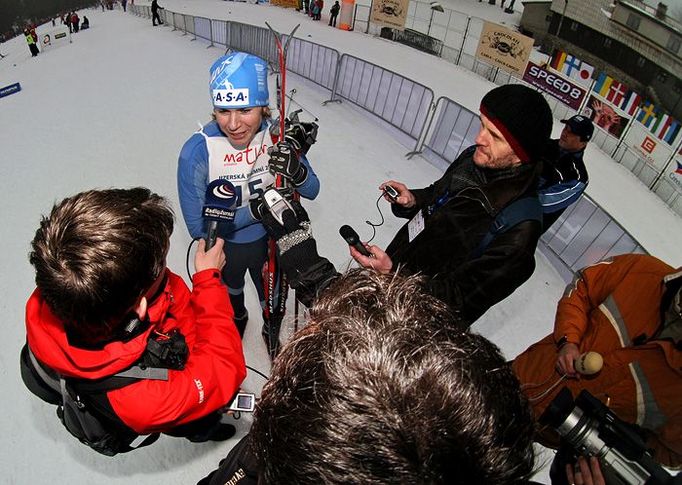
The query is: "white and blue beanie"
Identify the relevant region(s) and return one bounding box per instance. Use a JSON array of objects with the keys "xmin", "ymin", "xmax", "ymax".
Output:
[{"xmin": 209, "ymin": 52, "xmax": 269, "ymax": 109}]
